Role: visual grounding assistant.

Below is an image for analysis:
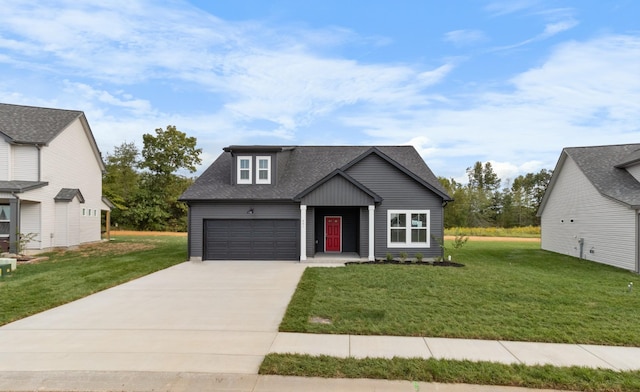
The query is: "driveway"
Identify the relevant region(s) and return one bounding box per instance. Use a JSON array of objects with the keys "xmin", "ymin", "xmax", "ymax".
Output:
[{"xmin": 0, "ymin": 261, "xmax": 307, "ymax": 374}]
